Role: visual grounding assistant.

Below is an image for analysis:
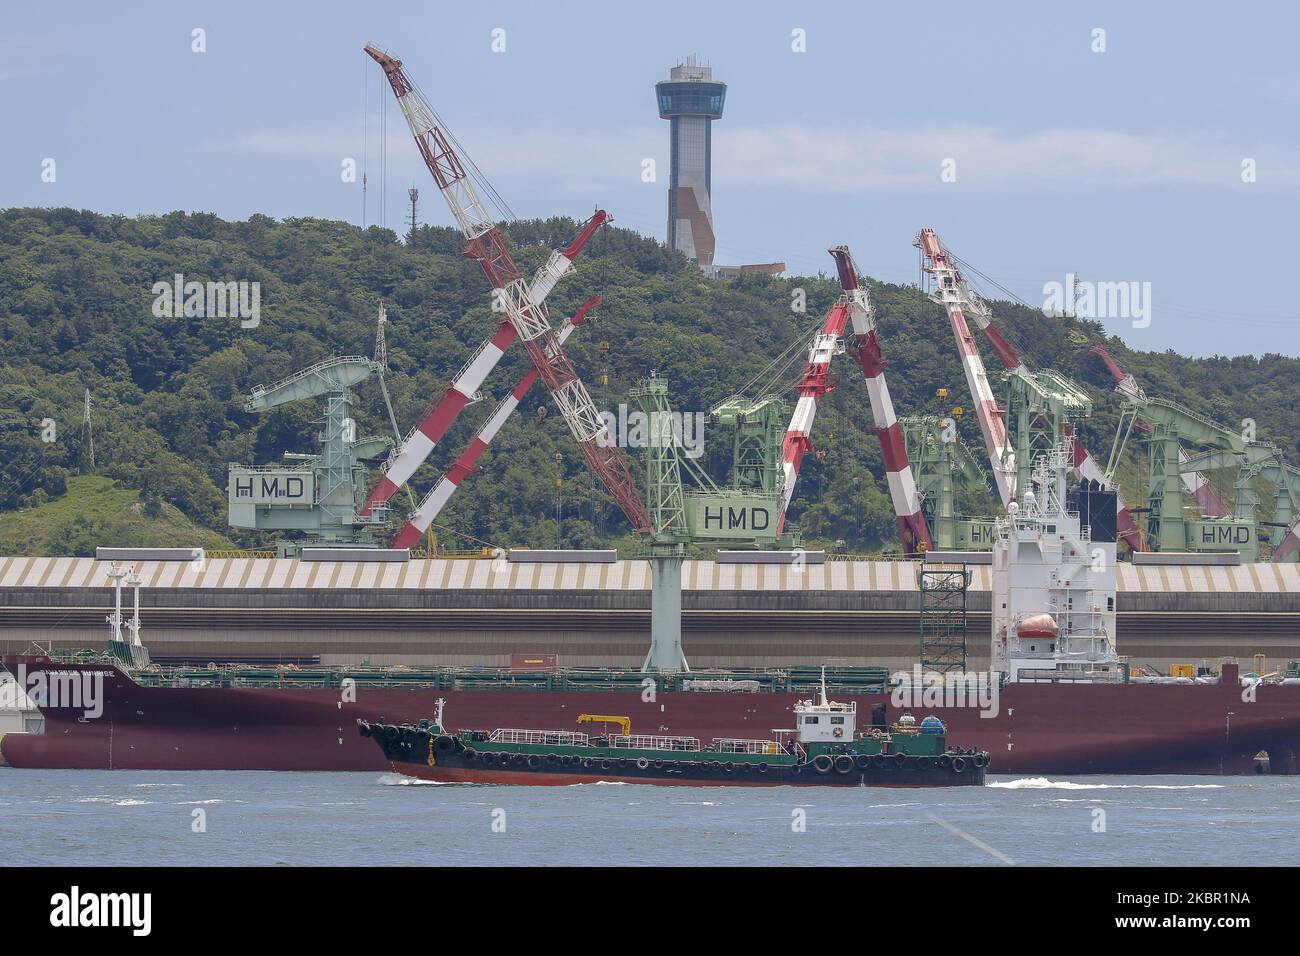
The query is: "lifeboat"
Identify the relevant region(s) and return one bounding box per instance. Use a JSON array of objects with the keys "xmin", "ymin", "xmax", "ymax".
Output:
[{"xmin": 1016, "ymin": 613, "xmax": 1059, "ymax": 639}]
